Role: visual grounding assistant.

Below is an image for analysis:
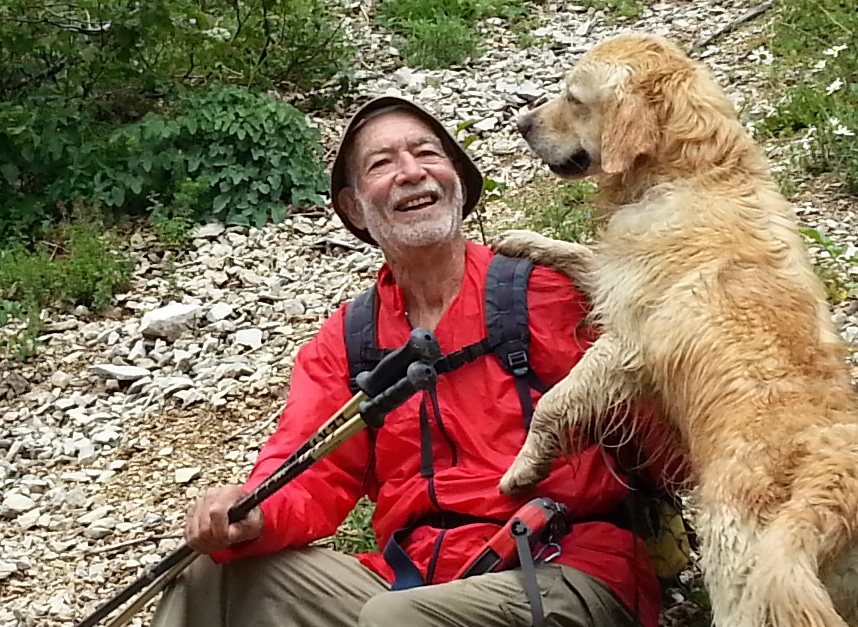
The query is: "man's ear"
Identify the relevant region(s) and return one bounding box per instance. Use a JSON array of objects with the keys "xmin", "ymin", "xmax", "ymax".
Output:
[
  {"xmin": 338, "ymin": 188, "xmax": 366, "ymax": 229},
  {"xmin": 601, "ymin": 90, "xmax": 658, "ymax": 175}
]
